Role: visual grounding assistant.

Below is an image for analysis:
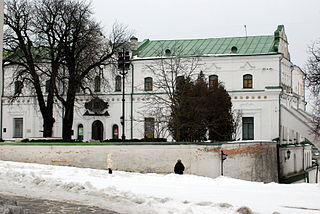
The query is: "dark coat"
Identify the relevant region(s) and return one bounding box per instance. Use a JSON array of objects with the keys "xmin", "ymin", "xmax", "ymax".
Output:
[{"xmin": 174, "ymin": 160, "xmax": 185, "ymax": 174}]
